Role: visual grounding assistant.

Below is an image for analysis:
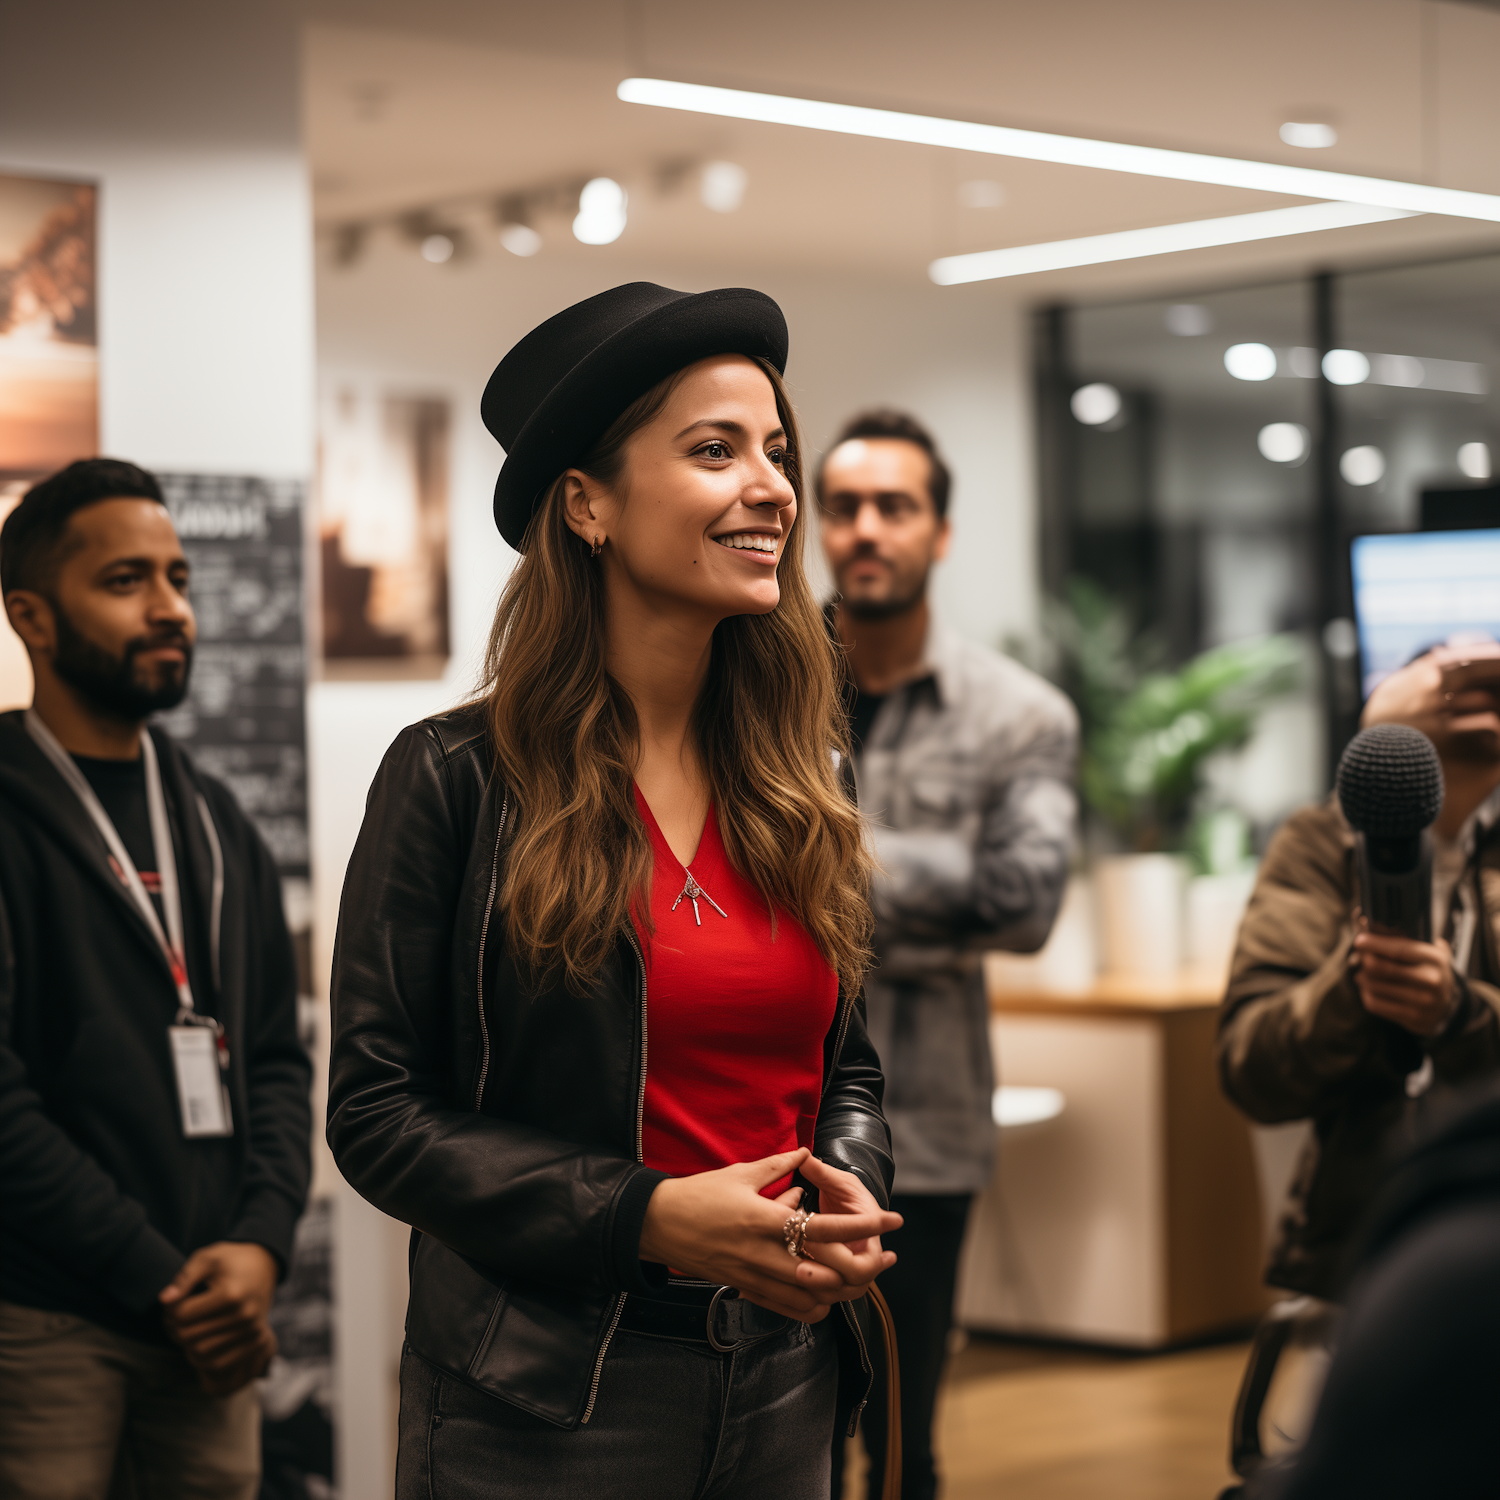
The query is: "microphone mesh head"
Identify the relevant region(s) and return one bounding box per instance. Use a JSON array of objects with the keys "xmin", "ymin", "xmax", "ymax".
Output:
[{"xmin": 1336, "ymin": 724, "xmax": 1443, "ymax": 837}]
